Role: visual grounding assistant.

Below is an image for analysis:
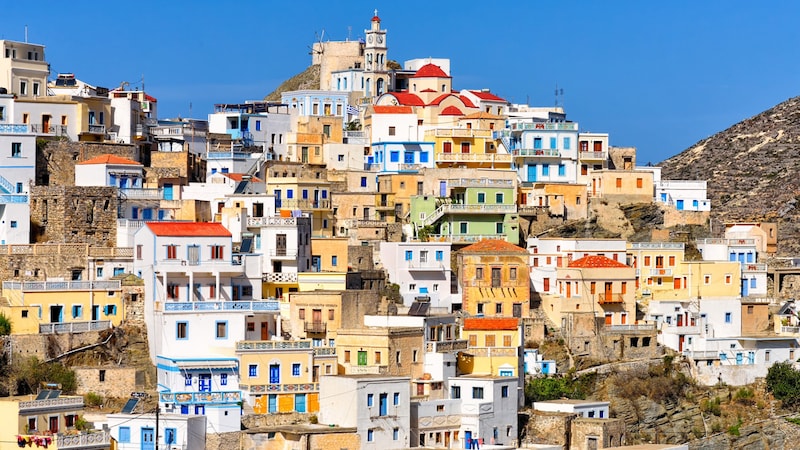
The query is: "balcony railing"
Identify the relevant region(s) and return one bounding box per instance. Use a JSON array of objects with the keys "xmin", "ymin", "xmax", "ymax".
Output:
[
  {"xmin": 3, "ymin": 280, "xmax": 121, "ymax": 291},
  {"xmin": 207, "ymin": 151, "xmax": 252, "ymax": 159},
  {"xmin": 19, "ymin": 396, "xmax": 84, "ymax": 412},
  {"xmin": 579, "ymin": 151, "xmax": 606, "ymax": 160},
  {"xmin": 119, "ymin": 188, "xmax": 162, "ymax": 200},
  {"xmin": 517, "ymin": 205, "xmax": 548, "ymax": 214},
  {"xmin": 629, "ymin": 242, "xmax": 685, "ymax": 250},
  {"xmin": 781, "ymin": 326, "xmax": 800, "ymax": 334},
  {"xmin": 598, "ymin": 293, "xmax": 625, "ymax": 304},
  {"xmin": 0, "ymin": 194, "xmax": 28, "ymax": 203},
  {"xmin": 30, "ymin": 124, "xmax": 69, "ymax": 136},
  {"xmin": 262, "ymin": 272, "xmax": 298, "ymax": 283},
  {"xmin": 85, "ymin": 124, "xmax": 106, "ymax": 134},
  {"xmin": 438, "ymin": 203, "xmax": 516, "ymax": 214},
  {"xmin": 428, "ymin": 234, "xmax": 506, "ymax": 243},
  {"xmin": 425, "ymin": 128, "xmax": 493, "ymax": 138},
  {"xmin": 162, "ymin": 300, "xmax": 279, "ymax": 312},
  {"xmin": 507, "ymin": 121, "xmax": 578, "ymax": 131},
  {"xmin": 57, "ymin": 431, "xmax": 113, "ymax": 449},
  {"xmin": 0, "ymin": 123, "xmax": 31, "ymax": 134},
  {"xmin": 649, "ymin": 268, "xmax": 673, "ymax": 277},
  {"xmin": 237, "ymin": 340, "xmax": 313, "ymax": 350},
  {"xmin": 248, "ymin": 216, "xmax": 300, "ymax": 227},
  {"xmin": 661, "ymin": 324, "xmax": 701, "ymax": 335},
  {"xmin": 435, "ymin": 153, "xmax": 512, "ymax": 163},
  {"xmin": 240, "ymin": 383, "xmax": 320, "ymax": 394},
  {"xmin": 269, "ymin": 249, "xmax": 298, "ymax": 258},
  {"xmin": 743, "ymin": 263, "xmax": 768, "ymax": 272},
  {"xmin": 447, "ymin": 178, "xmax": 514, "ymax": 188},
  {"xmin": 400, "ymin": 163, "xmax": 424, "ymax": 171},
  {"xmin": 425, "ymin": 340, "xmax": 469, "ymax": 353},
  {"xmin": 511, "ymin": 148, "xmax": 560, "ymax": 157},
  {"xmin": 605, "ymin": 324, "xmax": 655, "ymax": 333},
  {"xmin": 461, "ymin": 347, "xmax": 517, "ymax": 357},
  {"xmin": 407, "ymin": 261, "xmax": 445, "ymax": 271},
  {"xmin": 159, "ymin": 390, "xmax": 242, "ymax": 404},
  {"xmin": 342, "ymin": 219, "xmax": 389, "ymax": 228},
  {"xmin": 40, "ymin": 320, "xmax": 112, "ymax": 334},
  {"xmin": 304, "ymin": 321, "xmax": 327, "ymax": 334},
  {"xmin": 277, "ymin": 199, "xmax": 331, "ymax": 210}
]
